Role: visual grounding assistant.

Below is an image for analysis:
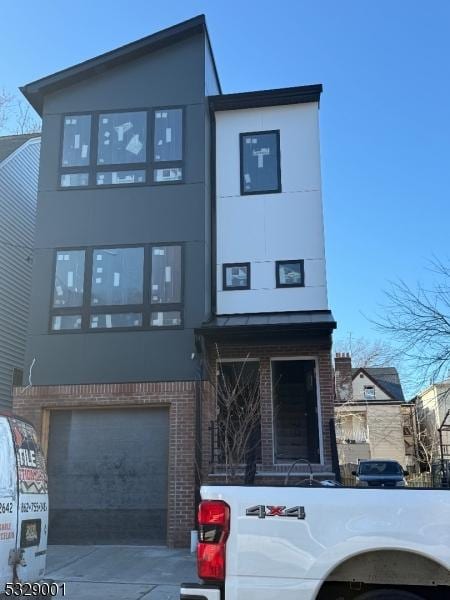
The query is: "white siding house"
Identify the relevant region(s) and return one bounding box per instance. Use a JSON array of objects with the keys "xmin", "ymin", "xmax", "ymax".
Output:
[{"xmin": 0, "ymin": 134, "xmax": 40, "ymax": 409}]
